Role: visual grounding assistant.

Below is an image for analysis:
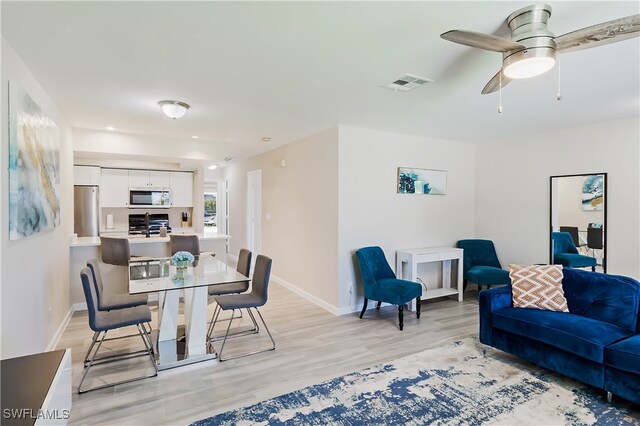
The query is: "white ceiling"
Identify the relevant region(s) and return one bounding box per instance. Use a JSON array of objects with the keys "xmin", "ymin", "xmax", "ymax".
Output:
[{"xmin": 2, "ymin": 1, "xmax": 639, "ymax": 162}]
